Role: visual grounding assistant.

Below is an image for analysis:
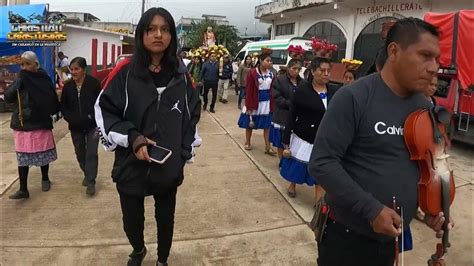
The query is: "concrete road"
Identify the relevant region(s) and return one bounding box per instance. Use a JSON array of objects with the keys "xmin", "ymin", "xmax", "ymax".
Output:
[{"xmin": 0, "ymin": 91, "xmax": 472, "ymax": 265}]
